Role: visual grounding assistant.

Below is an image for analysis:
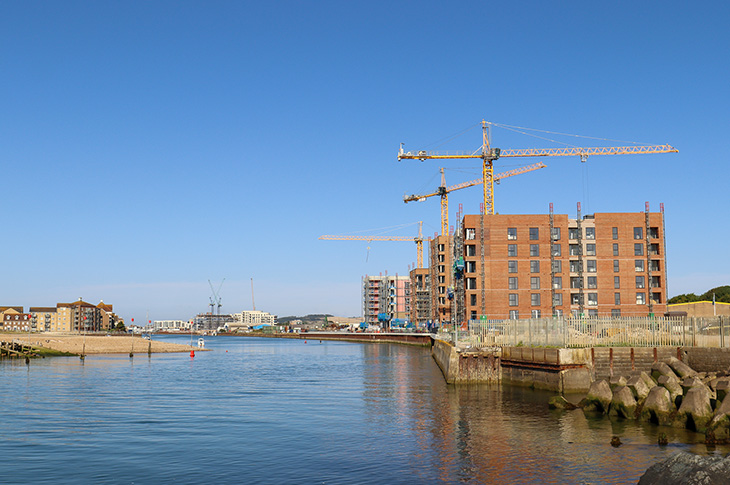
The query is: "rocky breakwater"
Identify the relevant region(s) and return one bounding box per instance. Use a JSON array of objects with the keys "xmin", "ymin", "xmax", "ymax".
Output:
[{"xmin": 549, "ymin": 356, "xmax": 730, "ymax": 444}]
